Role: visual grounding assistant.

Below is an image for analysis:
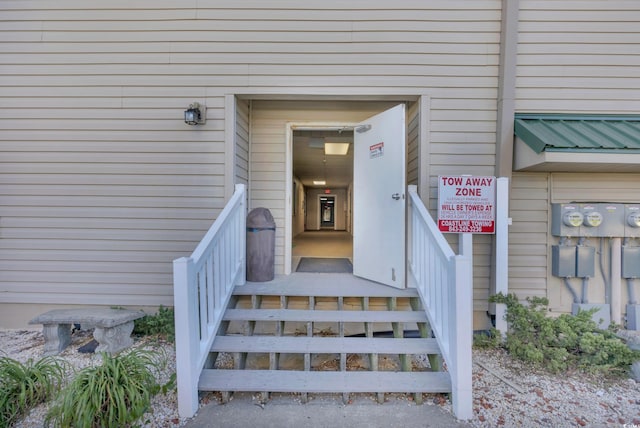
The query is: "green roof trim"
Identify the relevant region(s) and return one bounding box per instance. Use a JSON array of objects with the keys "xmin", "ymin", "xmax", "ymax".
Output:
[{"xmin": 514, "ymin": 114, "xmax": 640, "ymax": 155}]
